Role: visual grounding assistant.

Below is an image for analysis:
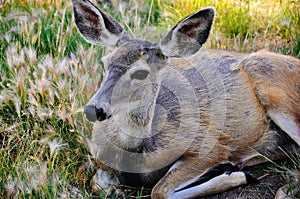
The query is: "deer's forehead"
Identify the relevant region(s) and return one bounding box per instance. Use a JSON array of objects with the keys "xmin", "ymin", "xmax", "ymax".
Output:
[{"xmin": 102, "ymin": 40, "xmax": 159, "ymax": 69}]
